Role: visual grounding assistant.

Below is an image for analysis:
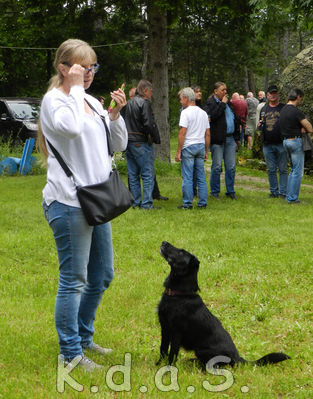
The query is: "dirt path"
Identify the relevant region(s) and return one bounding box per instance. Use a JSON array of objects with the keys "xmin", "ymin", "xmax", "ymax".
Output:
[{"xmin": 205, "ymin": 166, "xmax": 313, "ymax": 192}]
